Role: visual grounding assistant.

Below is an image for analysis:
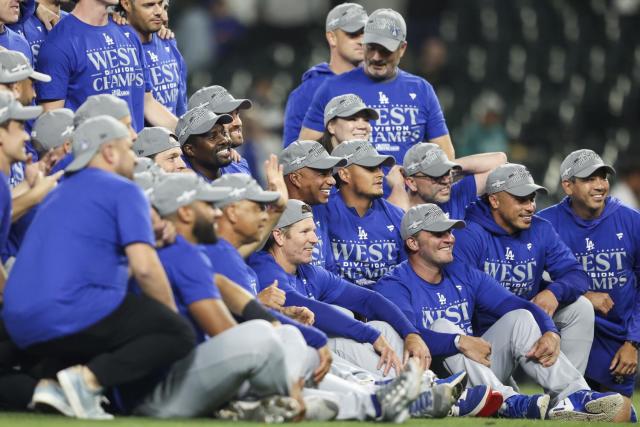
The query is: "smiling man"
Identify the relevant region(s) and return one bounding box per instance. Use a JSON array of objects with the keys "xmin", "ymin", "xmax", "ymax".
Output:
[
  {"xmin": 539, "ymin": 149, "xmax": 640, "ymax": 421},
  {"xmin": 299, "ymin": 8, "xmax": 454, "ymax": 163},
  {"xmin": 453, "ymin": 163, "xmax": 594, "ymax": 378},
  {"xmin": 177, "ymin": 106, "xmax": 232, "ymax": 182}
]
